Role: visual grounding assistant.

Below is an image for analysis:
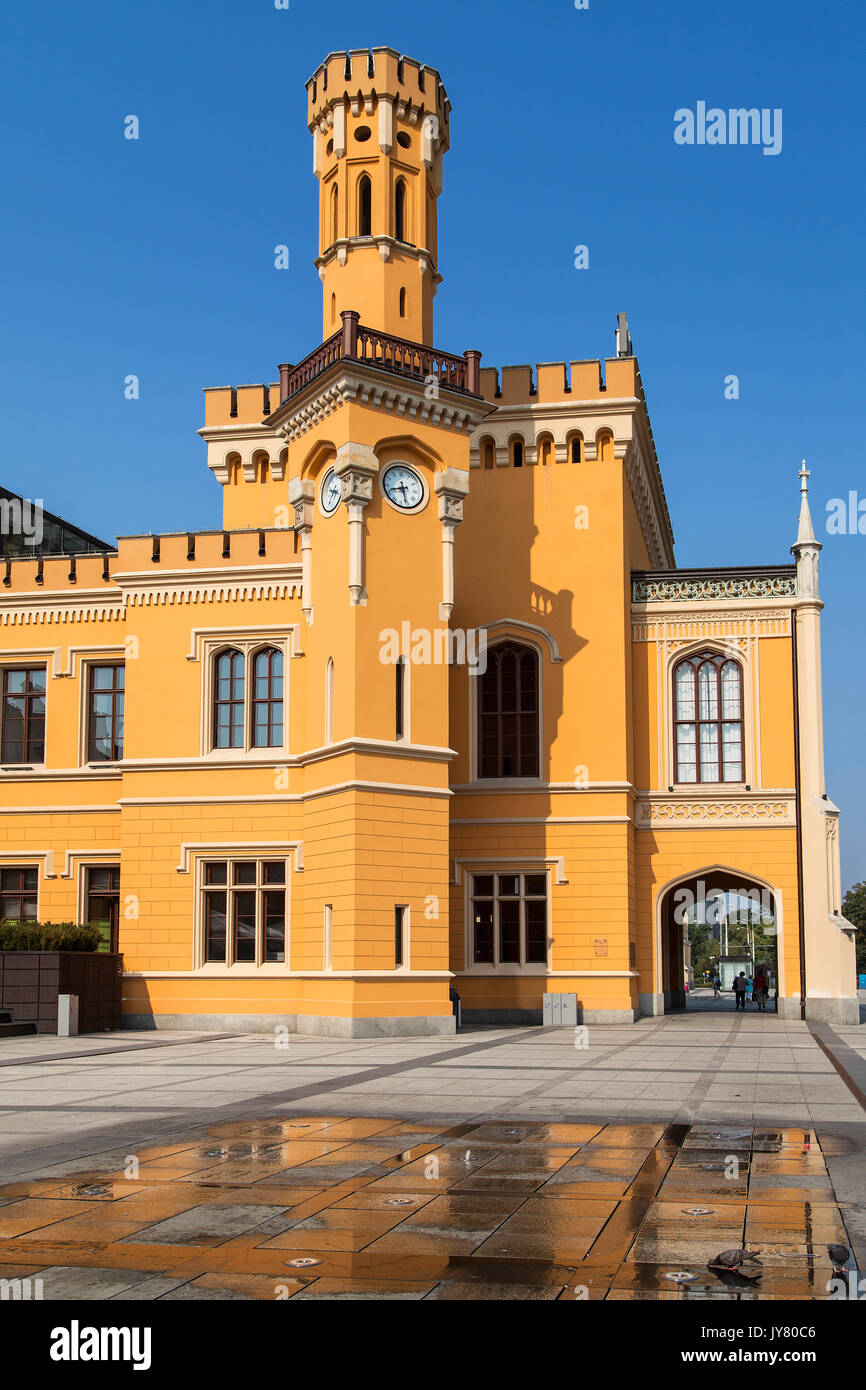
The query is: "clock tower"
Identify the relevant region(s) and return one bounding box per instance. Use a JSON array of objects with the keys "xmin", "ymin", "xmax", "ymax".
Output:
[{"xmin": 242, "ymin": 49, "xmax": 489, "ymax": 1034}]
